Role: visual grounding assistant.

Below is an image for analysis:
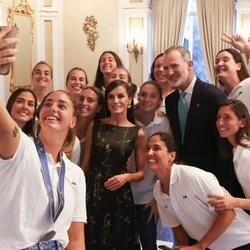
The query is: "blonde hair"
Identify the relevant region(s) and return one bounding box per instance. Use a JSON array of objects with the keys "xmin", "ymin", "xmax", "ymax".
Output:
[{"xmin": 36, "ymin": 90, "xmax": 77, "ymax": 159}]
